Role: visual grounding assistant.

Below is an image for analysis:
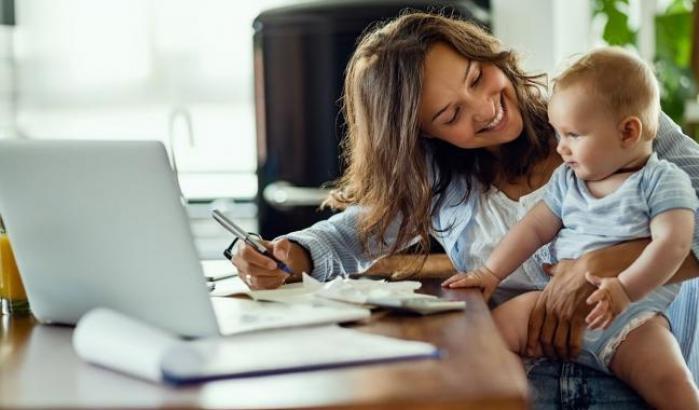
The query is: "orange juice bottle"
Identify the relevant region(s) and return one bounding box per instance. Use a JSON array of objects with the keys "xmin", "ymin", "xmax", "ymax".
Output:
[{"xmin": 0, "ymin": 215, "xmax": 29, "ymax": 315}]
